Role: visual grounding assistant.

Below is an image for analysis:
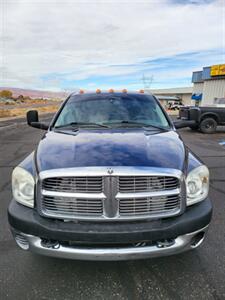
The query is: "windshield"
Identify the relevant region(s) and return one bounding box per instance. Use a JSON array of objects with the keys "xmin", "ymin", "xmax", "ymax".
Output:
[{"xmin": 54, "ymin": 94, "xmax": 170, "ymax": 129}]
